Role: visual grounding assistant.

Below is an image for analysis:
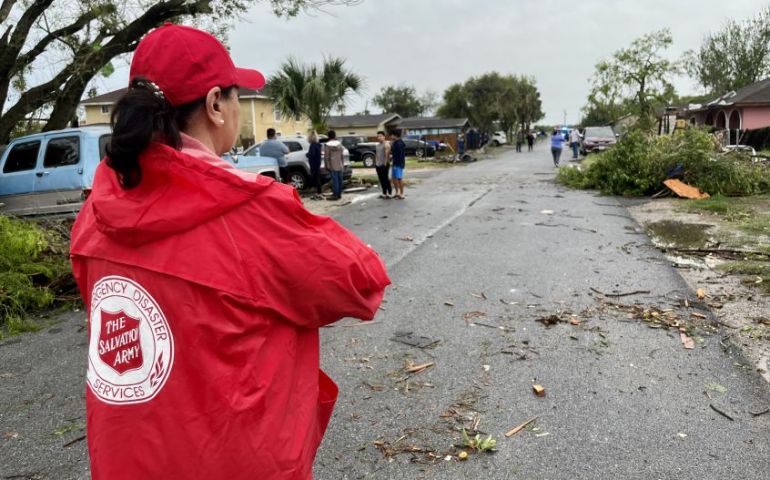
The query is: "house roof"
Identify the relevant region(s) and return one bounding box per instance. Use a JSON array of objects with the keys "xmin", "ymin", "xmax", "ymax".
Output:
[
  {"xmin": 396, "ymin": 117, "xmax": 470, "ymax": 129},
  {"xmin": 705, "ymin": 77, "xmax": 770, "ymax": 108},
  {"xmin": 327, "ymin": 113, "xmax": 400, "ymax": 128},
  {"xmin": 80, "ymin": 88, "xmax": 128, "ymax": 105},
  {"xmin": 80, "ymin": 87, "xmax": 268, "ymax": 106}
]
